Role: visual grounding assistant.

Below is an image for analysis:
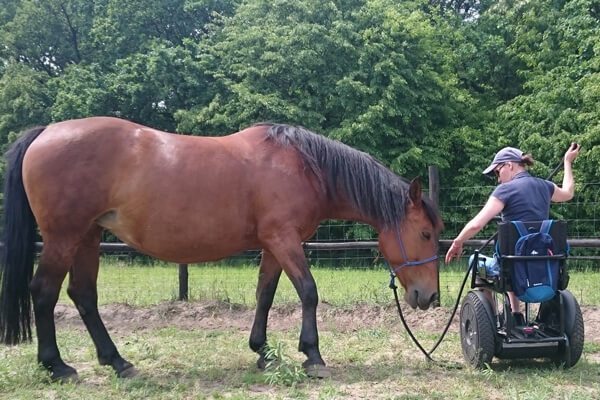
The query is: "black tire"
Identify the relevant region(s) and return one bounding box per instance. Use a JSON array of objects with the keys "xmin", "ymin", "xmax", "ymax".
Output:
[
  {"xmin": 537, "ymin": 290, "xmax": 584, "ymax": 368},
  {"xmin": 460, "ymin": 291, "xmax": 496, "ymax": 368}
]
